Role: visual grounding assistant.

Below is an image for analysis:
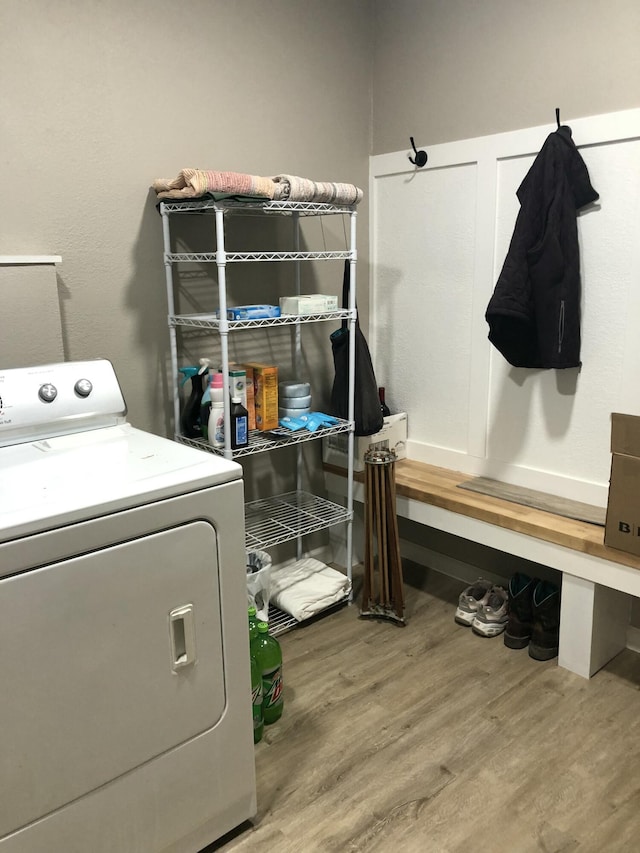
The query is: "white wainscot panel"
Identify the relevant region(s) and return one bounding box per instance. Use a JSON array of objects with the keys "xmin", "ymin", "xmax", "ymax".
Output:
[
  {"xmin": 486, "ymin": 138, "xmax": 640, "ymax": 503},
  {"xmin": 372, "ymin": 164, "xmax": 477, "ymax": 455}
]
